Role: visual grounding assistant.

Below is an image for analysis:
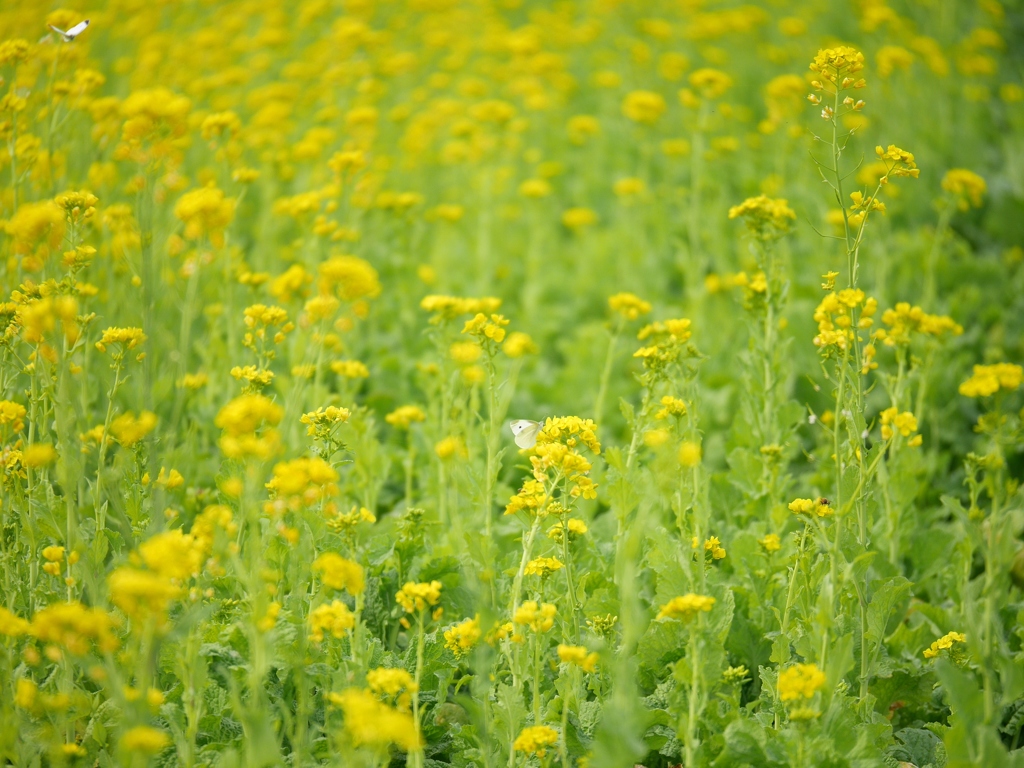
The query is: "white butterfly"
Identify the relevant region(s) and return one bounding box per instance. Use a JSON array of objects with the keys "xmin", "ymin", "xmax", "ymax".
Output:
[
  {"xmin": 509, "ymin": 419, "xmax": 543, "ymax": 450},
  {"xmin": 49, "ymin": 20, "xmax": 90, "ymax": 42}
]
